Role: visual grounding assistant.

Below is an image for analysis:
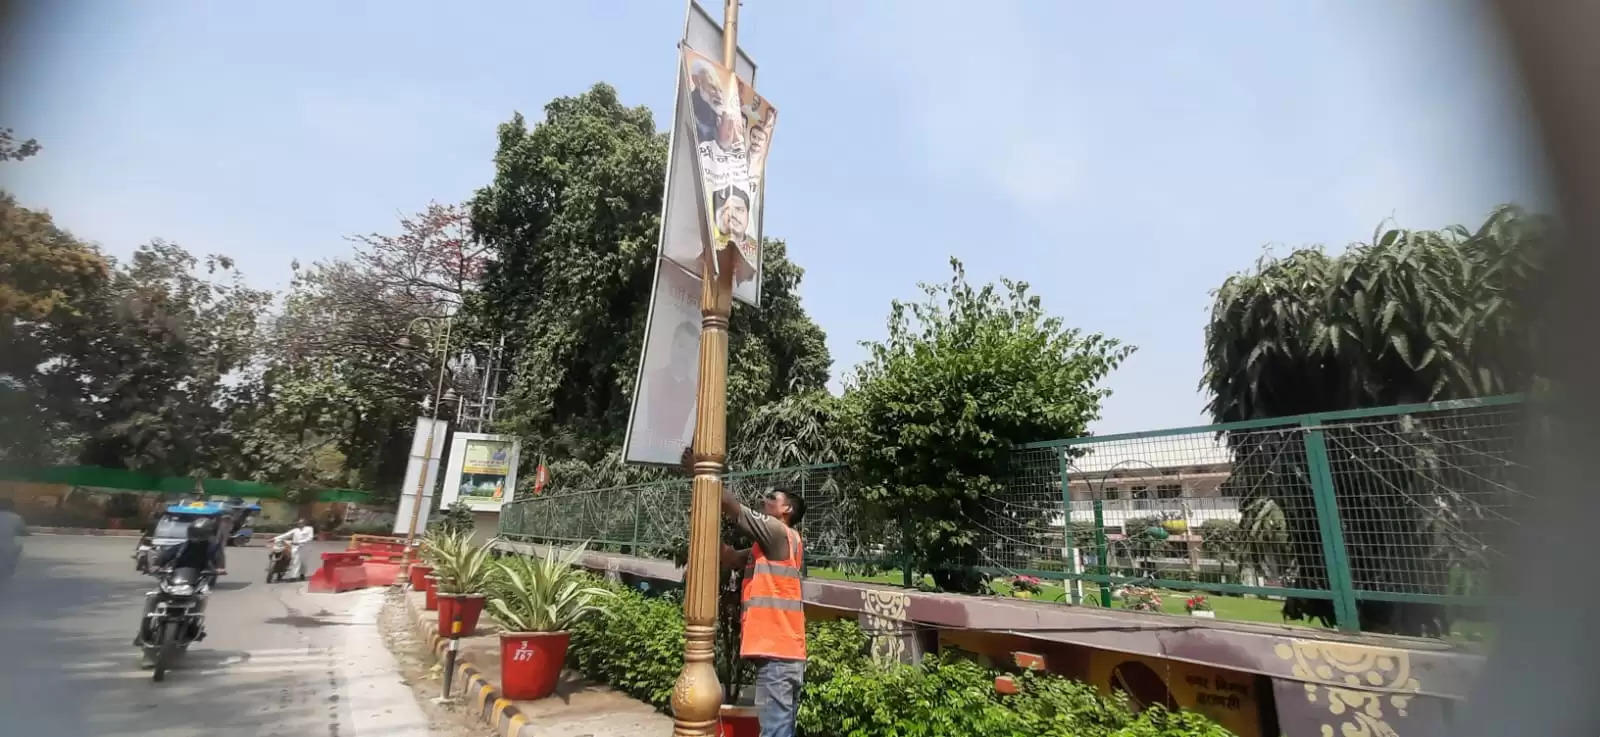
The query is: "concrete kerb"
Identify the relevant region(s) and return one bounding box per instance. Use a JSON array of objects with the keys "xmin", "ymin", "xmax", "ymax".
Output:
[
  {"xmin": 25, "ymin": 527, "xmax": 143, "ymax": 537},
  {"xmin": 400, "ymin": 588, "xmax": 532, "ymax": 737}
]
